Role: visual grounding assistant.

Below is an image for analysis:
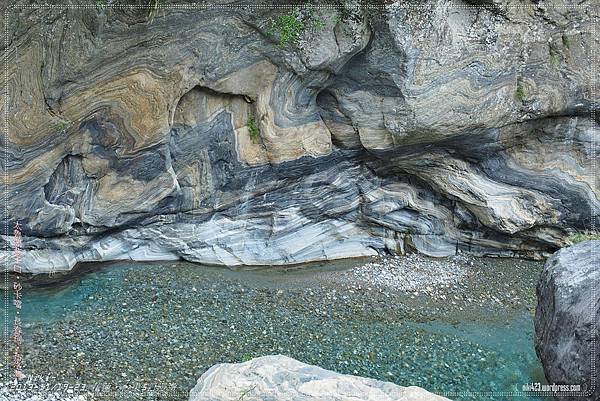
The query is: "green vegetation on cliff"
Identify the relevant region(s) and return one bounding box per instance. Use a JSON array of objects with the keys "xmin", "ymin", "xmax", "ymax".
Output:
[
  {"xmin": 247, "ymin": 115, "xmax": 260, "ymax": 143},
  {"xmin": 568, "ymin": 231, "xmax": 600, "ymax": 244},
  {"xmin": 515, "ymin": 85, "xmax": 526, "ymax": 102},
  {"xmin": 266, "ymin": 6, "xmax": 327, "ymax": 48},
  {"xmin": 266, "ymin": 8, "xmax": 306, "ymax": 47}
]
